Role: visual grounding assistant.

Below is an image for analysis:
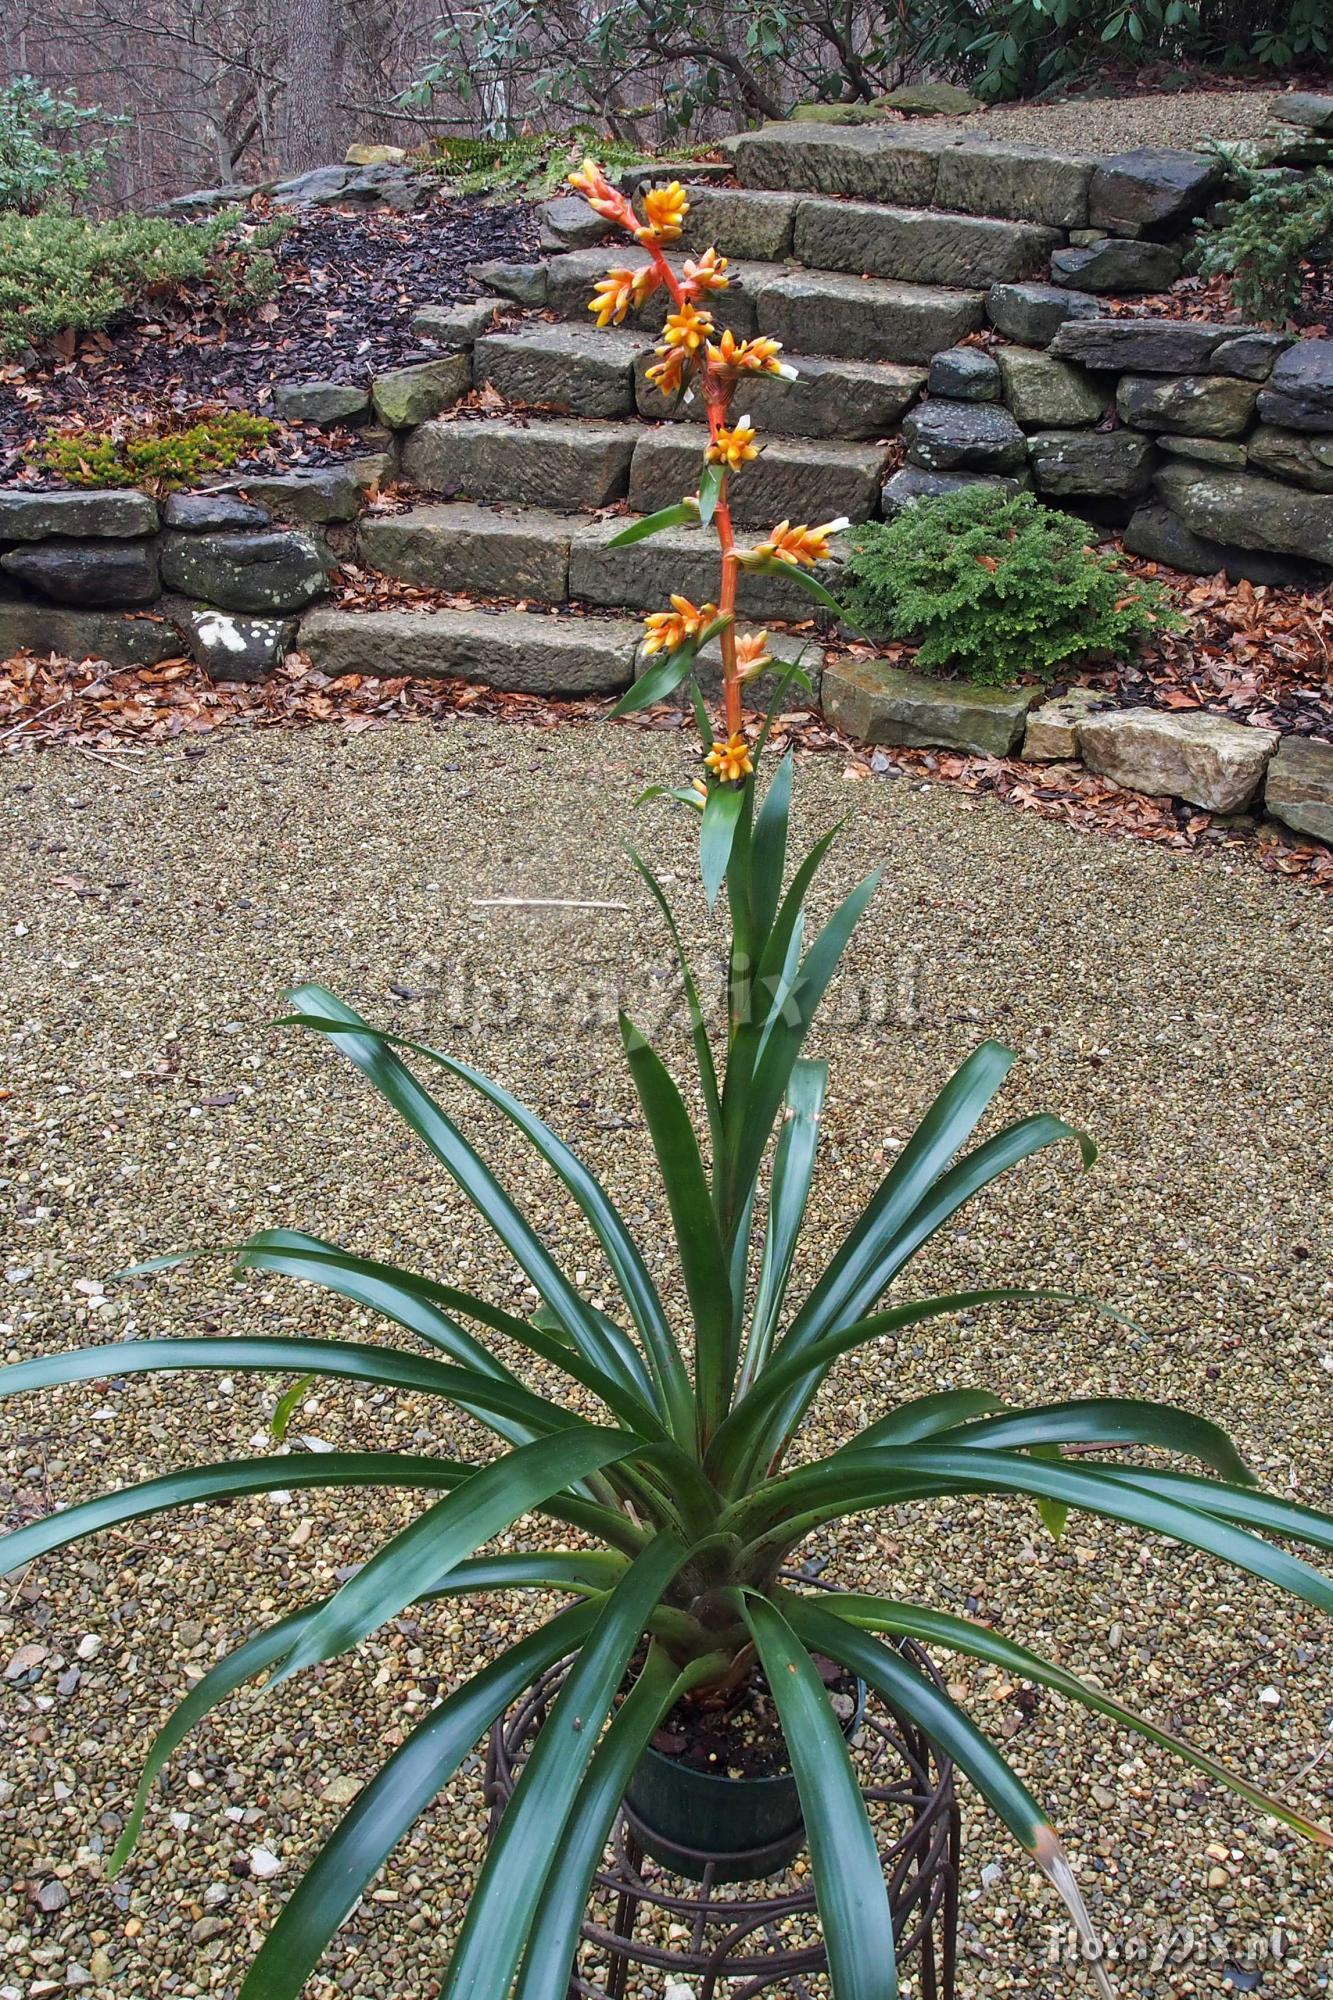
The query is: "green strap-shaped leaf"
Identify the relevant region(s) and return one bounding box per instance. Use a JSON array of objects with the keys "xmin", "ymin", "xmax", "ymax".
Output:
[
  {"xmin": 439, "ymin": 1532, "xmax": 686, "ymax": 2000},
  {"xmin": 698, "ymin": 458, "xmax": 725, "ymax": 527},
  {"xmin": 743, "ymin": 1594, "xmax": 898, "ymax": 2000},
  {"xmin": 0, "ymin": 1336, "xmax": 584, "ymax": 1443},
  {"xmin": 785, "ymin": 1592, "xmax": 1048, "ymax": 1850},
  {"xmin": 805, "ymin": 1592, "xmax": 1333, "ymax": 1850},
  {"xmin": 618, "ymin": 1012, "xmax": 735, "ymax": 1446},
  {"xmin": 511, "ymin": 1644, "xmax": 680, "ymax": 2000},
  {"xmin": 1093, "ymin": 1465, "xmax": 1333, "ymax": 1554},
  {"xmin": 748, "ymin": 748, "xmax": 793, "ymax": 942},
  {"xmin": 700, "ymin": 778, "xmax": 746, "ymax": 911},
  {"xmin": 936, "ymin": 1397, "xmax": 1255, "ymax": 1486},
  {"xmin": 0, "ymin": 1452, "xmax": 469, "ymax": 1576},
  {"xmin": 295, "ymin": 1032, "xmax": 692, "ymax": 1447},
  {"xmin": 855, "ymin": 1386, "xmax": 1011, "ymax": 1448},
  {"xmin": 282, "ymin": 985, "xmax": 654, "ymax": 1404},
  {"xmin": 239, "ymin": 1601, "xmax": 603, "ymax": 2000},
  {"xmin": 606, "ymin": 500, "xmax": 699, "ymax": 546},
  {"xmin": 734, "ymin": 1447, "xmax": 1333, "ymax": 1615},
  {"xmin": 269, "ymin": 1427, "xmax": 645, "ymax": 1686},
  {"xmin": 627, "ymin": 847, "xmax": 722, "ymax": 1159},
  {"xmin": 749, "ymin": 553, "xmax": 854, "ymax": 625},
  {"xmin": 731, "ymin": 1059, "xmax": 827, "ymax": 1409},
  {"xmin": 610, "ymin": 643, "xmax": 698, "ymax": 718}
]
